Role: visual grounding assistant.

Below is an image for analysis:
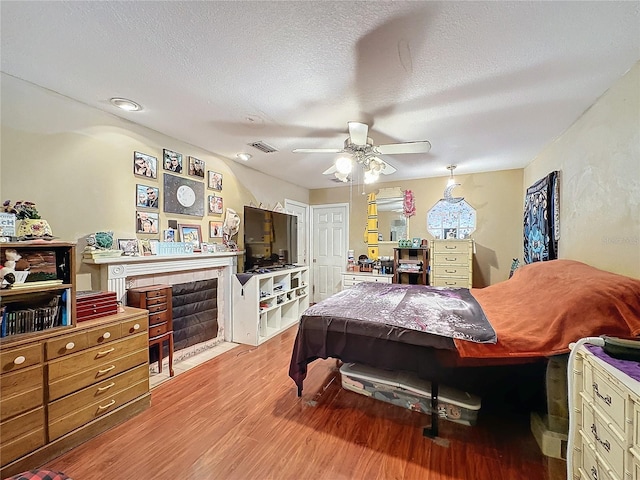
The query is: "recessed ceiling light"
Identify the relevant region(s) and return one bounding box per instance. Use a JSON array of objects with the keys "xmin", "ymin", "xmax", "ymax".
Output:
[
  {"xmin": 110, "ymin": 97, "xmax": 142, "ymax": 111},
  {"xmin": 236, "ymin": 153, "xmax": 252, "ymax": 161}
]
